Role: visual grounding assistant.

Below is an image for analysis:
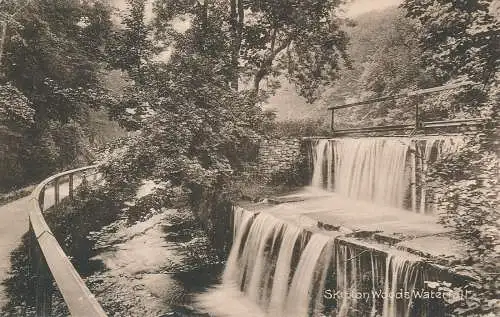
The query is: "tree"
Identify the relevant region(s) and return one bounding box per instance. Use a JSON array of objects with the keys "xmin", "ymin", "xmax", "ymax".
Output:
[
  {"xmin": 0, "ymin": 83, "xmax": 34, "ymax": 190},
  {"xmin": 153, "ymin": 0, "xmax": 349, "ymax": 101},
  {"xmin": 0, "ymin": 0, "xmax": 115, "ymax": 184},
  {"xmin": 323, "ymin": 7, "xmax": 427, "ymax": 128},
  {"xmin": 107, "ymin": 0, "xmax": 154, "ymax": 83},
  {"xmin": 402, "ymin": 0, "xmax": 499, "ymax": 119}
]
